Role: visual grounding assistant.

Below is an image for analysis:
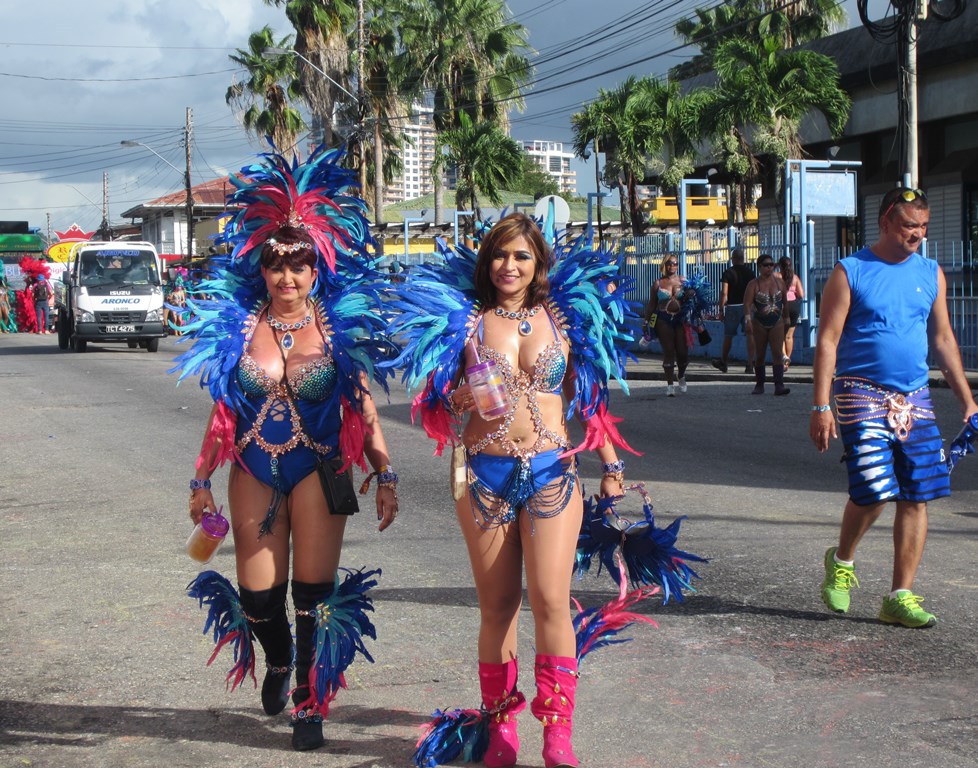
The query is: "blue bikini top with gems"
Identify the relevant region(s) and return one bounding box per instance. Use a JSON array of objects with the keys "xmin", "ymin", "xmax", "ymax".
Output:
[
  {"xmin": 477, "ymin": 309, "xmax": 566, "ymax": 395},
  {"xmin": 237, "ymin": 352, "xmax": 337, "ymax": 402}
]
